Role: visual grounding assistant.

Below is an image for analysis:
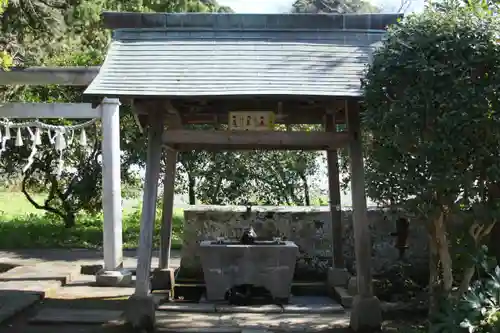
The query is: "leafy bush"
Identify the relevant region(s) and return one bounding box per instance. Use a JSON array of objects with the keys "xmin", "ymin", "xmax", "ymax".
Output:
[
  {"xmin": 0, "ymin": 206, "xmax": 184, "ymax": 249},
  {"xmin": 430, "ymin": 264, "xmax": 500, "ymax": 333}
]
